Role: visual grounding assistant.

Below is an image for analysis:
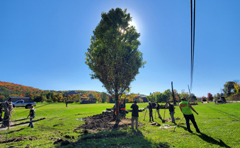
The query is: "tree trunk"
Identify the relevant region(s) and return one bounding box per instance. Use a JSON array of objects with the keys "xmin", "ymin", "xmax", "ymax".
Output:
[
  {"xmin": 115, "ymin": 93, "xmax": 120, "ymax": 122},
  {"xmin": 171, "ymin": 82, "xmax": 176, "ymax": 105}
]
